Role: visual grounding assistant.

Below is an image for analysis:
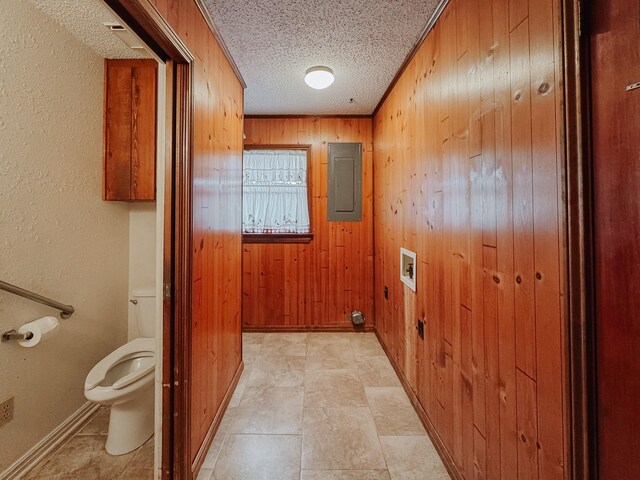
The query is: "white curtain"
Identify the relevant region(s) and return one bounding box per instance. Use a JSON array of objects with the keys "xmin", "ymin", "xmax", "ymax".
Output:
[{"xmin": 243, "ymin": 149, "xmax": 310, "ymax": 234}]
